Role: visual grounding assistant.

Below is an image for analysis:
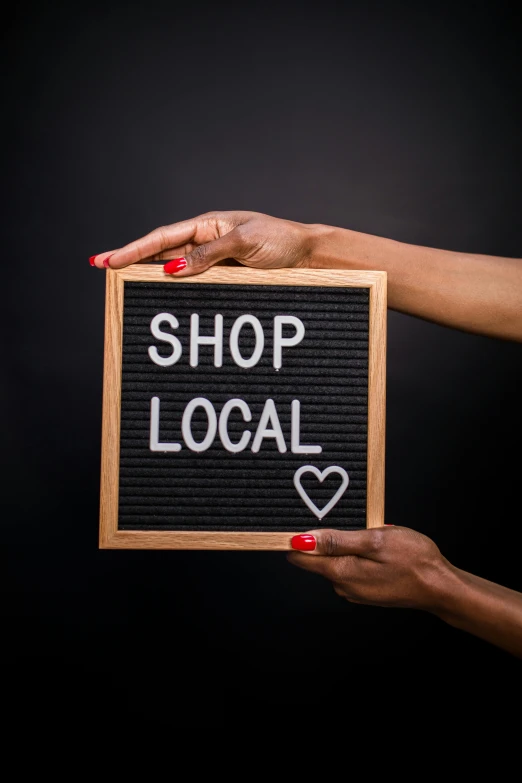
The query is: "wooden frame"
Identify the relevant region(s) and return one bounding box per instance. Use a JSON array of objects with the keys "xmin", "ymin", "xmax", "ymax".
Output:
[{"xmin": 99, "ymin": 264, "xmax": 387, "ymax": 549}]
